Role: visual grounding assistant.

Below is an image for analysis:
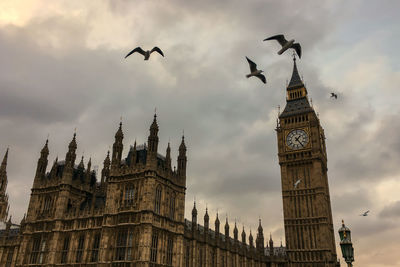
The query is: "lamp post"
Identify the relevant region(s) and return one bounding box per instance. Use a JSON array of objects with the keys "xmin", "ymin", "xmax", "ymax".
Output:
[{"xmin": 338, "ymin": 220, "xmax": 354, "ymax": 267}]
